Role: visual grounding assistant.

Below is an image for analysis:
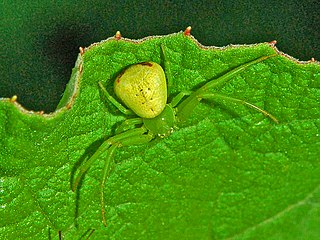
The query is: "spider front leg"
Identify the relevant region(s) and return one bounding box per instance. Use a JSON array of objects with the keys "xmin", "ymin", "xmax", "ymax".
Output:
[
  {"xmin": 72, "ymin": 127, "xmax": 154, "ymax": 226},
  {"xmin": 115, "ymin": 118, "xmax": 143, "ymax": 134},
  {"xmin": 98, "ymin": 81, "xmax": 134, "ymax": 115},
  {"xmin": 73, "ymin": 81, "xmax": 143, "ymax": 192},
  {"xmin": 100, "ymin": 131, "xmax": 154, "ymax": 226},
  {"xmin": 72, "ymin": 128, "xmax": 148, "ymax": 192},
  {"xmin": 175, "ymin": 54, "xmax": 278, "ymax": 123},
  {"xmin": 199, "ymin": 93, "xmax": 279, "ymax": 123},
  {"xmin": 170, "ymin": 90, "xmax": 192, "ymax": 107}
]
